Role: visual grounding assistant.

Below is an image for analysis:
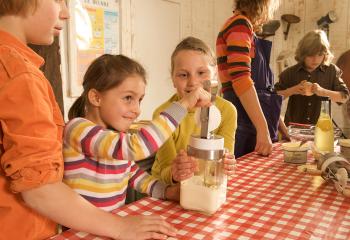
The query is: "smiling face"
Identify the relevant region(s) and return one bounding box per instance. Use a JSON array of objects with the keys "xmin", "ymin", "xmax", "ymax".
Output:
[
  {"xmin": 304, "ymin": 53, "xmax": 325, "ymax": 72},
  {"xmin": 23, "ymin": 0, "xmax": 69, "ymax": 44},
  {"xmin": 94, "ymin": 75, "xmax": 146, "ymax": 132},
  {"xmin": 172, "ymin": 50, "xmax": 216, "ymax": 98}
]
